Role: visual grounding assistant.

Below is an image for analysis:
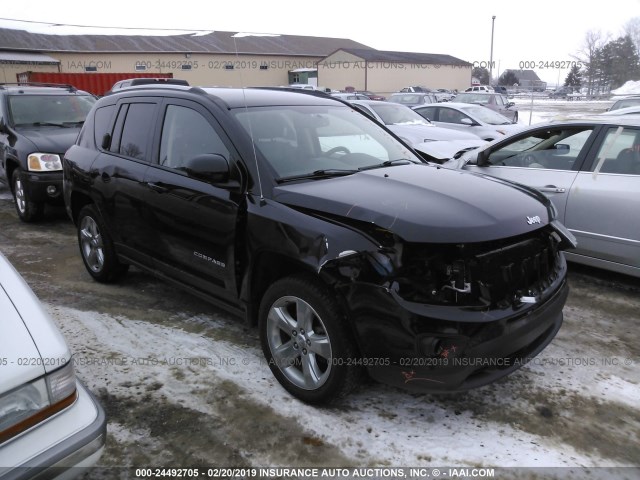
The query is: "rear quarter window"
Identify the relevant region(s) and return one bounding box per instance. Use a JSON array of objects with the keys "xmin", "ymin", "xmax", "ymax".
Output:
[{"xmin": 93, "ymin": 105, "xmax": 116, "ymax": 149}]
